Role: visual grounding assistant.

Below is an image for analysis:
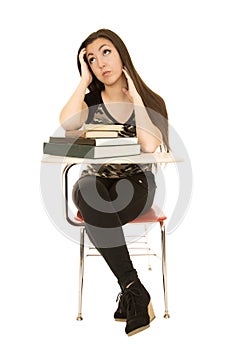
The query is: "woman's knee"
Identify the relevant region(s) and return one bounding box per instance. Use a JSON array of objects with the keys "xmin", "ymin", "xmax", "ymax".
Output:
[
  {"xmin": 72, "ymin": 175, "xmax": 95, "ymax": 208},
  {"xmin": 72, "ymin": 175, "xmax": 111, "ymax": 209}
]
